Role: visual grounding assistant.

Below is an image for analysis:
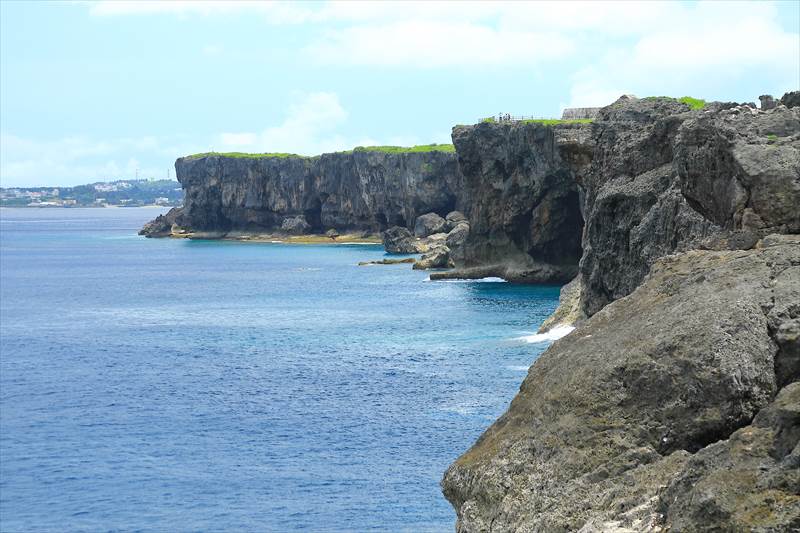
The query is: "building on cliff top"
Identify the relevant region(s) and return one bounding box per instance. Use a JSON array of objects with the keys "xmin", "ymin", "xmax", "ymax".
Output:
[{"xmin": 560, "ymin": 107, "xmax": 601, "ymax": 120}]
